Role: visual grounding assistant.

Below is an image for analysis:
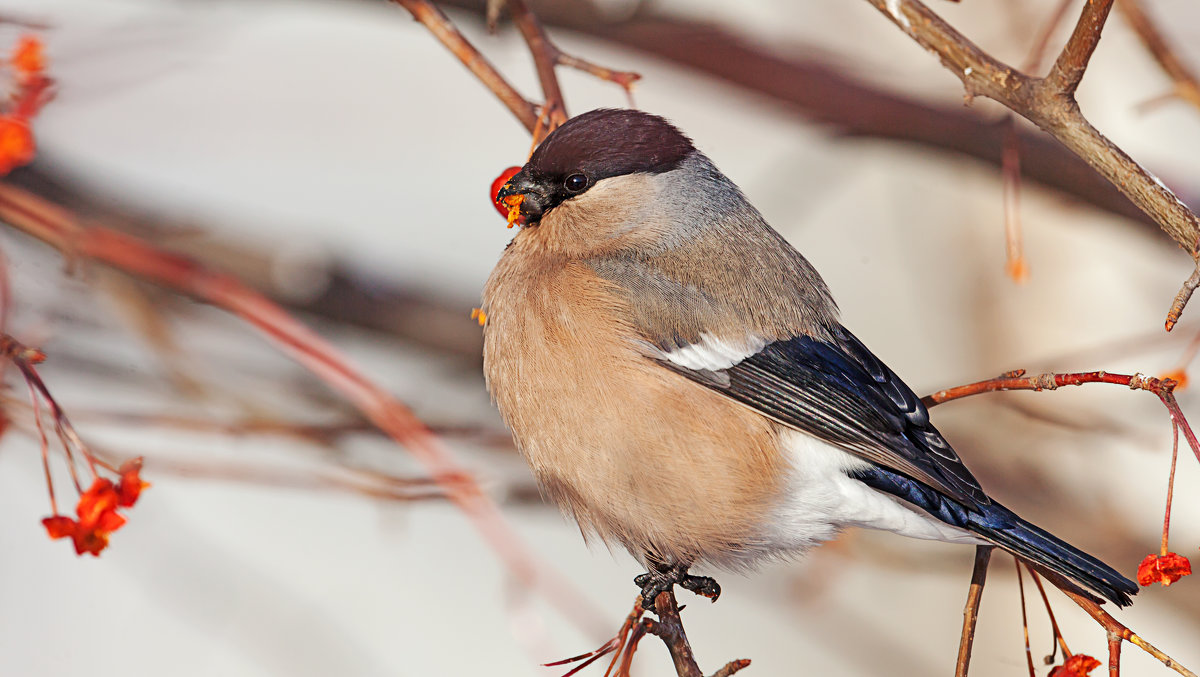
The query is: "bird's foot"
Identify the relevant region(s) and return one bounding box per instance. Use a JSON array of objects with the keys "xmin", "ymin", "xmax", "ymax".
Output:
[{"xmin": 634, "ymin": 563, "xmax": 721, "ymax": 613}]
